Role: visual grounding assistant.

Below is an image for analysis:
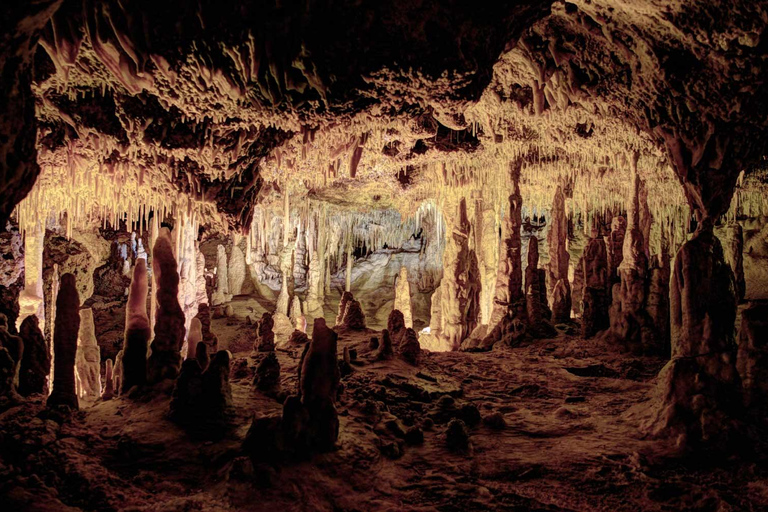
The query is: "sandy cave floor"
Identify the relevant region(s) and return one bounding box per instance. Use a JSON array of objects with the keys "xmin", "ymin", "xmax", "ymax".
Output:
[{"xmin": 4, "ymin": 308, "xmax": 768, "ymax": 511}]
